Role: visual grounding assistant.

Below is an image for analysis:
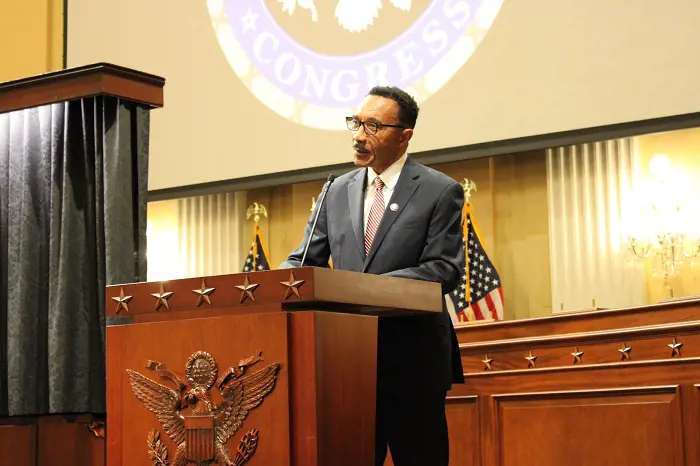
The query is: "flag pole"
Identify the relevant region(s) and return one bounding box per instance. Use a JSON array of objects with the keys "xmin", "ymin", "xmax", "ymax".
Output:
[
  {"xmin": 461, "ymin": 179, "xmax": 477, "ymax": 321},
  {"xmin": 246, "ymin": 202, "xmax": 268, "ymax": 270}
]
